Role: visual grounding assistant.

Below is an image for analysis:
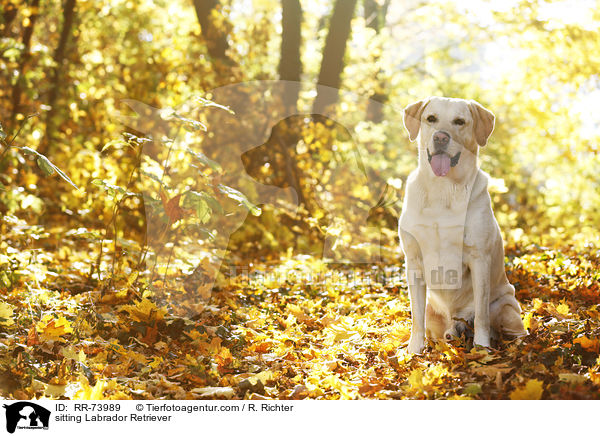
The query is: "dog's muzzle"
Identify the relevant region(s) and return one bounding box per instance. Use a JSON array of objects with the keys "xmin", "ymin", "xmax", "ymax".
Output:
[{"xmin": 427, "ymin": 149, "xmax": 461, "ymax": 166}]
